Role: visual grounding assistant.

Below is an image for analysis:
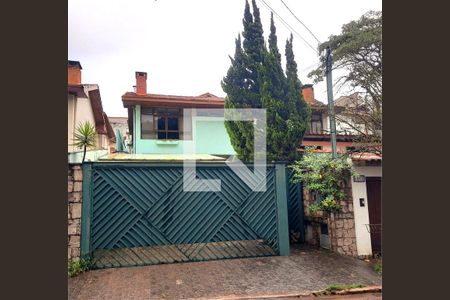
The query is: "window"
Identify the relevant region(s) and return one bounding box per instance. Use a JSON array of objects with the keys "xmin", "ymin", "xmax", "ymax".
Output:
[
  {"xmin": 309, "ymin": 113, "xmax": 323, "ymax": 134},
  {"xmin": 141, "ymin": 107, "xmax": 192, "ymax": 140},
  {"xmin": 141, "ymin": 109, "xmax": 155, "ymax": 139}
]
